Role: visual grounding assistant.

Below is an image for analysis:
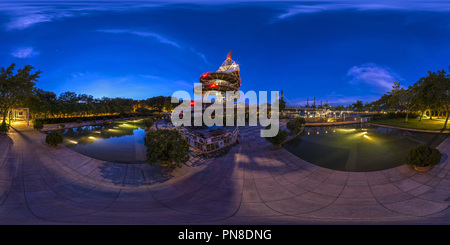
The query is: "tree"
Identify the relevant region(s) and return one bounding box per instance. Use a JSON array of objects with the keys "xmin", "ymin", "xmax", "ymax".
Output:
[
  {"xmin": 264, "ymin": 127, "xmax": 288, "ymax": 147},
  {"xmin": 352, "ymin": 100, "xmax": 364, "ymax": 112},
  {"xmin": 278, "ymin": 98, "xmax": 286, "ymax": 111},
  {"xmin": 143, "ymin": 118, "xmax": 154, "ymax": 128},
  {"xmin": 0, "ymin": 63, "xmax": 41, "ymax": 126},
  {"xmin": 418, "ymin": 68, "xmax": 450, "ymax": 130},
  {"xmin": 336, "ymin": 105, "xmax": 345, "ymax": 111},
  {"xmin": 45, "ymin": 131, "xmax": 64, "ymax": 146},
  {"xmin": 144, "ymin": 129, "xmax": 190, "ymax": 169},
  {"xmin": 286, "ymin": 118, "xmax": 306, "ymax": 134},
  {"xmin": 390, "ymin": 81, "xmax": 419, "ymax": 122},
  {"xmin": 363, "ymin": 102, "xmax": 372, "ymax": 112}
]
